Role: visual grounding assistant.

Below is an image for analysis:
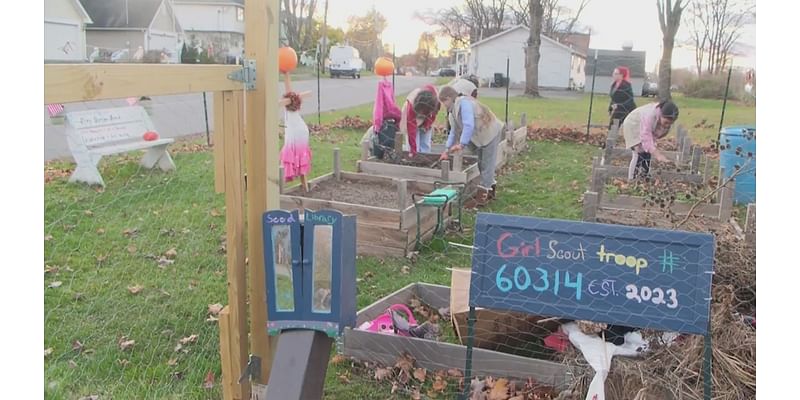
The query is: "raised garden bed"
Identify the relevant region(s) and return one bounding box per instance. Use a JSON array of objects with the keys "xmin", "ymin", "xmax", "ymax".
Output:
[
  {"xmin": 357, "ymin": 148, "xmax": 482, "ymax": 193},
  {"xmin": 280, "ymin": 163, "xmax": 454, "ymax": 257},
  {"xmin": 341, "ymin": 282, "xmax": 576, "ymax": 390}
]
